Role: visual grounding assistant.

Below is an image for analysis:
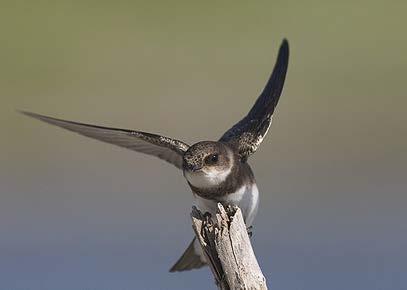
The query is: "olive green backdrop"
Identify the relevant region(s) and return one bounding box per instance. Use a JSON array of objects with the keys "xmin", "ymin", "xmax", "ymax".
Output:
[{"xmin": 1, "ymin": 1, "xmax": 406, "ymax": 289}]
